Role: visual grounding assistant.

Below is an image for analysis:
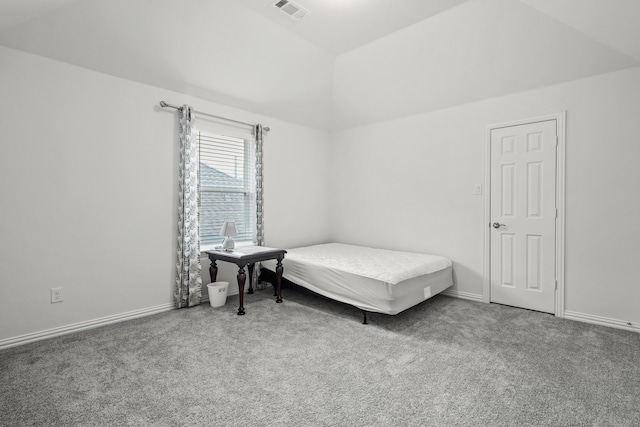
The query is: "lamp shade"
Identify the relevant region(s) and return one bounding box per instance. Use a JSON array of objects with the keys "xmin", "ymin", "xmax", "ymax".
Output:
[{"xmin": 220, "ymin": 221, "xmax": 237, "ymax": 237}]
